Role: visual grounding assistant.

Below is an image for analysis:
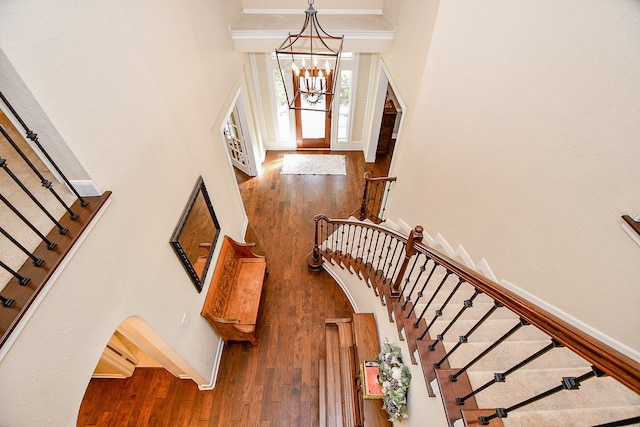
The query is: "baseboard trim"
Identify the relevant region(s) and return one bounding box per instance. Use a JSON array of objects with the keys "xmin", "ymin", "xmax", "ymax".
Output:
[
  {"xmin": 199, "ymin": 338, "xmax": 225, "ymax": 390},
  {"xmin": 69, "ymin": 179, "xmax": 101, "ymax": 197},
  {"xmin": 622, "ymin": 220, "xmax": 640, "ymax": 248}
]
